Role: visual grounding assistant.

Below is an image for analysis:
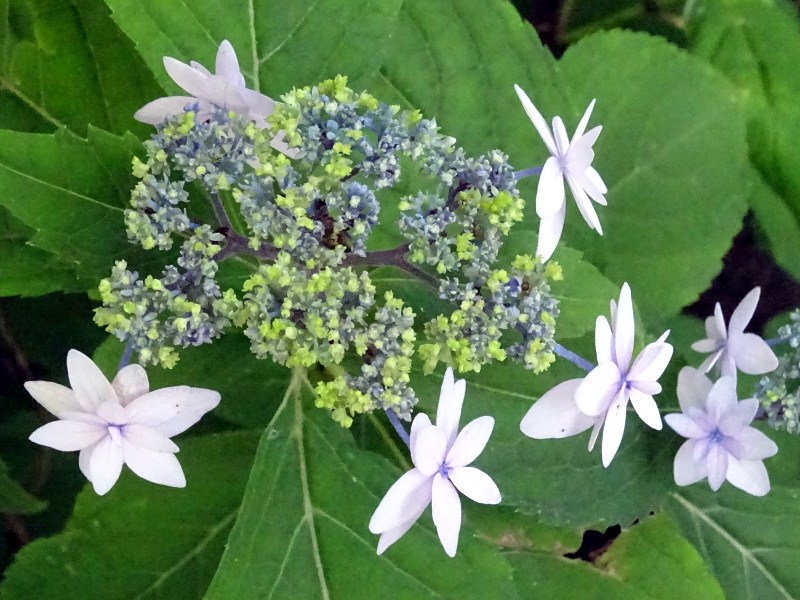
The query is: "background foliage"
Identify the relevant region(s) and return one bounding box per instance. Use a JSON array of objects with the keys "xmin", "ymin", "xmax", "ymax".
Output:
[{"xmin": 0, "ymin": 0, "xmax": 798, "ymax": 598}]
